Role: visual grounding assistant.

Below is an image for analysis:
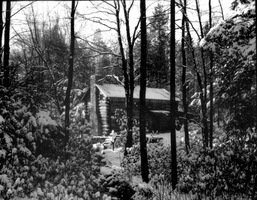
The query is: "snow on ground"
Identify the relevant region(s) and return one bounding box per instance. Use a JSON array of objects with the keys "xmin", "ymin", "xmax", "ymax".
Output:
[
  {"xmin": 147, "ymin": 131, "xmax": 184, "ymax": 145},
  {"xmin": 100, "ymin": 147, "xmax": 124, "ymax": 176},
  {"xmin": 100, "ymin": 131, "xmax": 184, "ymax": 186},
  {"xmin": 100, "ymin": 131, "xmax": 184, "ymax": 176},
  {"xmin": 100, "ymin": 146, "xmax": 145, "ymax": 186}
]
